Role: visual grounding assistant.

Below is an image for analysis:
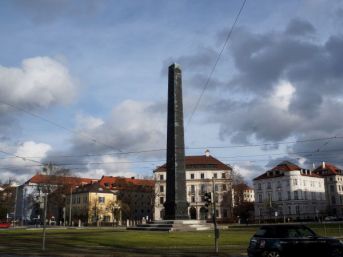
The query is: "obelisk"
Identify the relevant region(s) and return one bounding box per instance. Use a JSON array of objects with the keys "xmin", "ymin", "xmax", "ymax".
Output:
[{"xmin": 164, "ymin": 63, "xmax": 189, "ymax": 220}]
